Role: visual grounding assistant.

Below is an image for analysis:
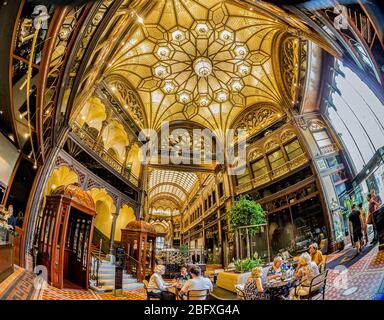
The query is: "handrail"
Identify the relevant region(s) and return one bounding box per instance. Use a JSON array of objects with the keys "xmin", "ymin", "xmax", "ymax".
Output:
[
  {"xmin": 90, "ymin": 252, "xmax": 102, "ymax": 287},
  {"xmin": 71, "ymin": 122, "xmax": 140, "ymax": 187}
]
